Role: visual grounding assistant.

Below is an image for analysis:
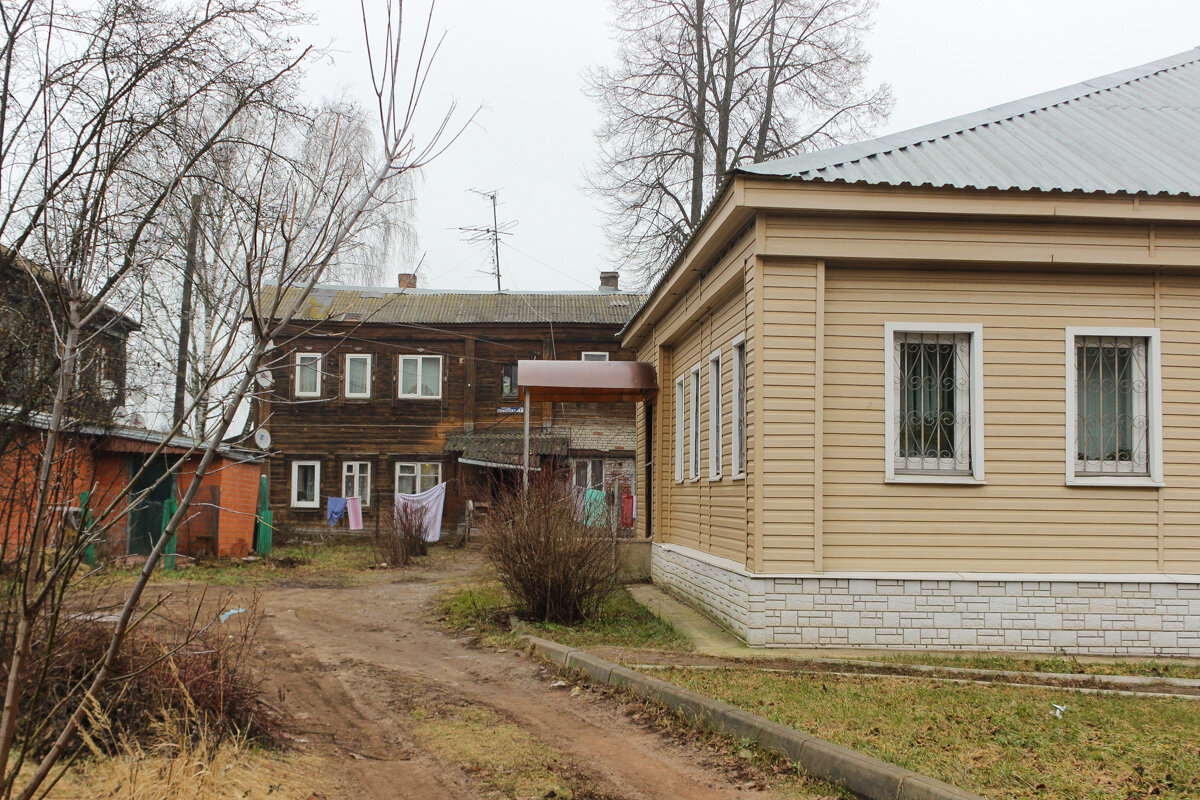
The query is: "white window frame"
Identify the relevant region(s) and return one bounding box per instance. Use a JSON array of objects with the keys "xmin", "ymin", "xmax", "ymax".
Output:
[
  {"xmin": 731, "ymin": 334, "xmax": 747, "ymax": 479},
  {"xmin": 290, "ymin": 460, "xmax": 320, "ymax": 508},
  {"xmin": 581, "ymin": 351, "xmax": 609, "ymax": 361},
  {"xmin": 674, "ymin": 376, "xmax": 685, "ymax": 483},
  {"xmin": 344, "ymin": 353, "xmax": 372, "ymax": 399},
  {"xmin": 884, "ymin": 322, "xmax": 985, "ymax": 484},
  {"xmin": 708, "ymin": 349, "xmax": 722, "ymax": 480},
  {"xmin": 688, "ymin": 363, "xmax": 701, "ymax": 480},
  {"xmin": 342, "ymin": 461, "xmax": 371, "ymax": 506},
  {"xmin": 394, "ymin": 461, "xmax": 443, "ymax": 495},
  {"xmin": 294, "ymin": 353, "xmax": 322, "ymax": 398},
  {"xmin": 1065, "ymin": 326, "xmax": 1162, "ymax": 487},
  {"xmin": 573, "ymin": 458, "xmax": 605, "ymax": 489},
  {"xmin": 398, "ymin": 354, "xmax": 443, "ymax": 399}
]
